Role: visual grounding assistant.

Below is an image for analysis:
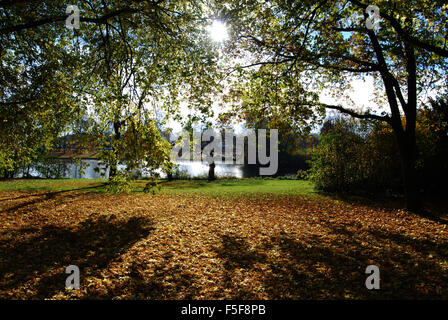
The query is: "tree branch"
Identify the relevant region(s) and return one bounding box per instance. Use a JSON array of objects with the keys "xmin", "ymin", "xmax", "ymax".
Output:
[
  {"xmin": 0, "ymin": 7, "xmax": 138, "ymax": 34},
  {"xmin": 322, "ymin": 104, "xmax": 391, "ymax": 123},
  {"xmin": 349, "ymin": 0, "xmax": 448, "ymax": 57},
  {"xmin": 365, "ymin": 23, "xmax": 404, "ymax": 133}
]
